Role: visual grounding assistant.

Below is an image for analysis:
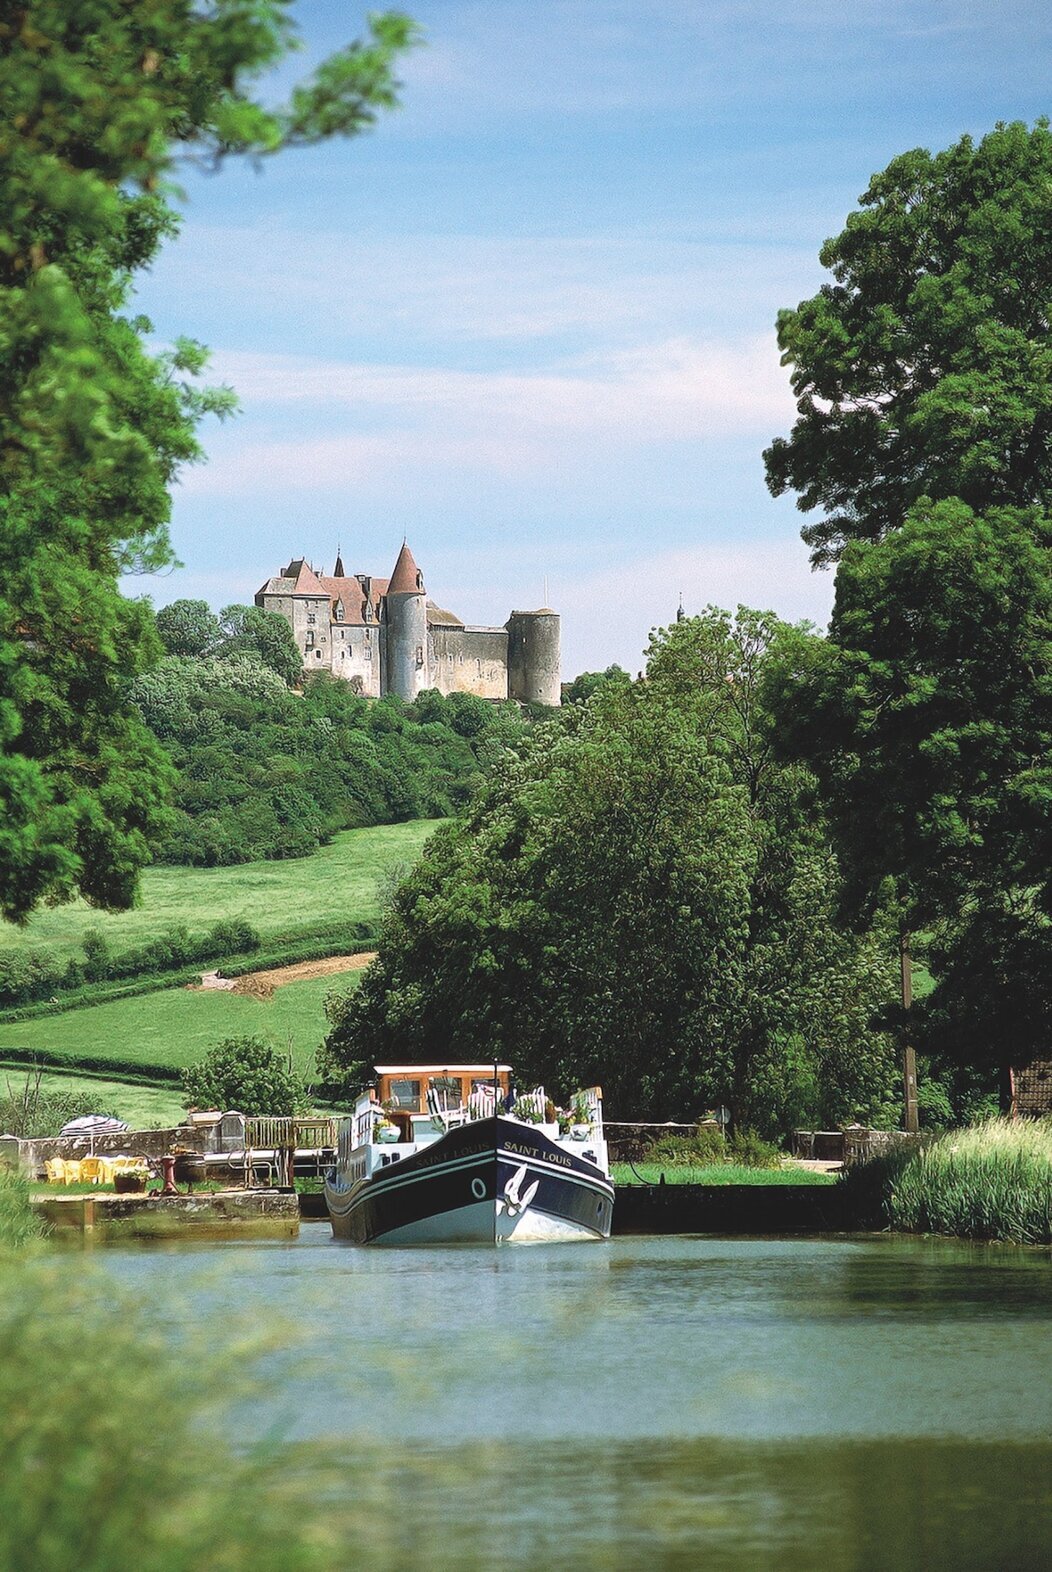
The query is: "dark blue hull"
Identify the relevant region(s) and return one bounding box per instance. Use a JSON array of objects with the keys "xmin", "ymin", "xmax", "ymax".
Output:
[{"xmin": 325, "ymin": 1116, "xmax": 614, "ymax": 1244}]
